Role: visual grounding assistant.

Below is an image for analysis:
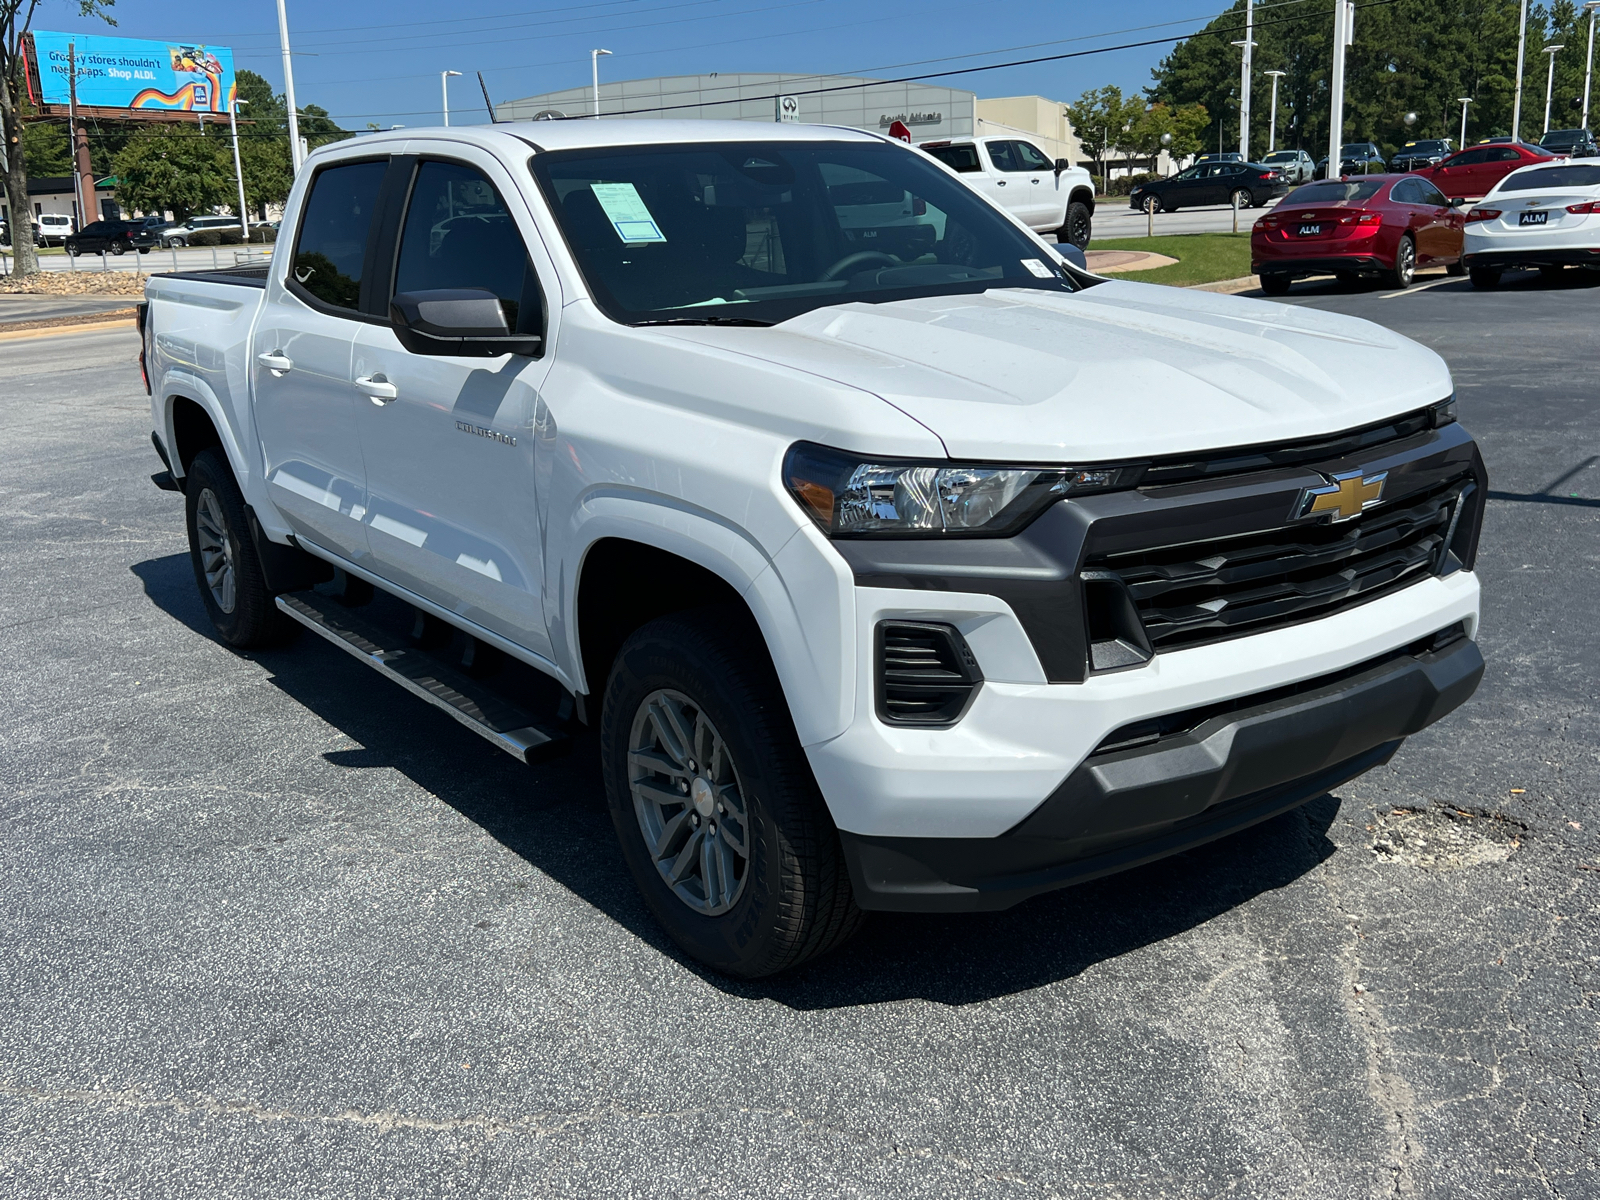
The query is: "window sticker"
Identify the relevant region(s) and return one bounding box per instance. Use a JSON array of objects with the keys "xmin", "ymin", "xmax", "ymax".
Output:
[
  {"xmin": 590, "ymin": 182, "xmax": 667, "ymax": 243},
  {"xmin": 1021, "ymin": 258, "xmax": 1056, "ymax": 278}
]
